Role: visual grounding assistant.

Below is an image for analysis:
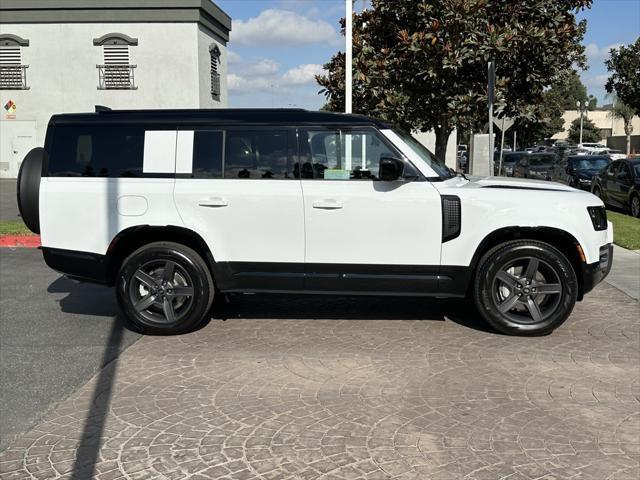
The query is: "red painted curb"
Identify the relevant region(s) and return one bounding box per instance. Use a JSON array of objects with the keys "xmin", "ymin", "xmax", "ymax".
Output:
[{"xmin": 0, "ymin": 235, "xmax": 41, "ymax": 248}]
